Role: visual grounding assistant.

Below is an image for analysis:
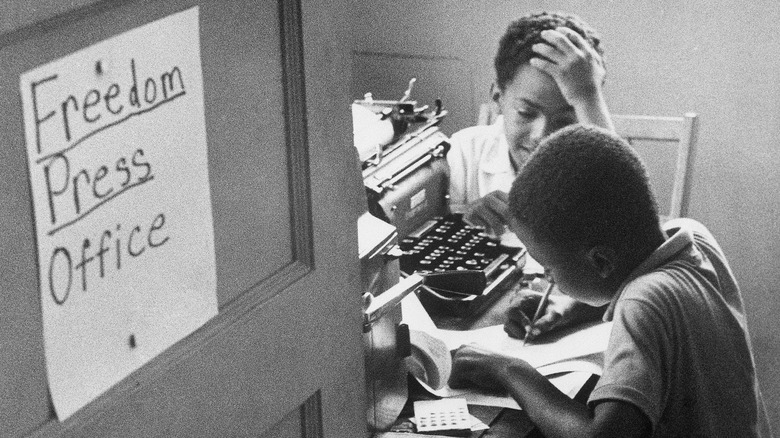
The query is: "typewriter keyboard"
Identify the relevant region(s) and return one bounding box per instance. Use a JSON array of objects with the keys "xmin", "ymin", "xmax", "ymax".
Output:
[{"xmin": 398, "ymin": 213, "xmax": 521, "ymax": 280}]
